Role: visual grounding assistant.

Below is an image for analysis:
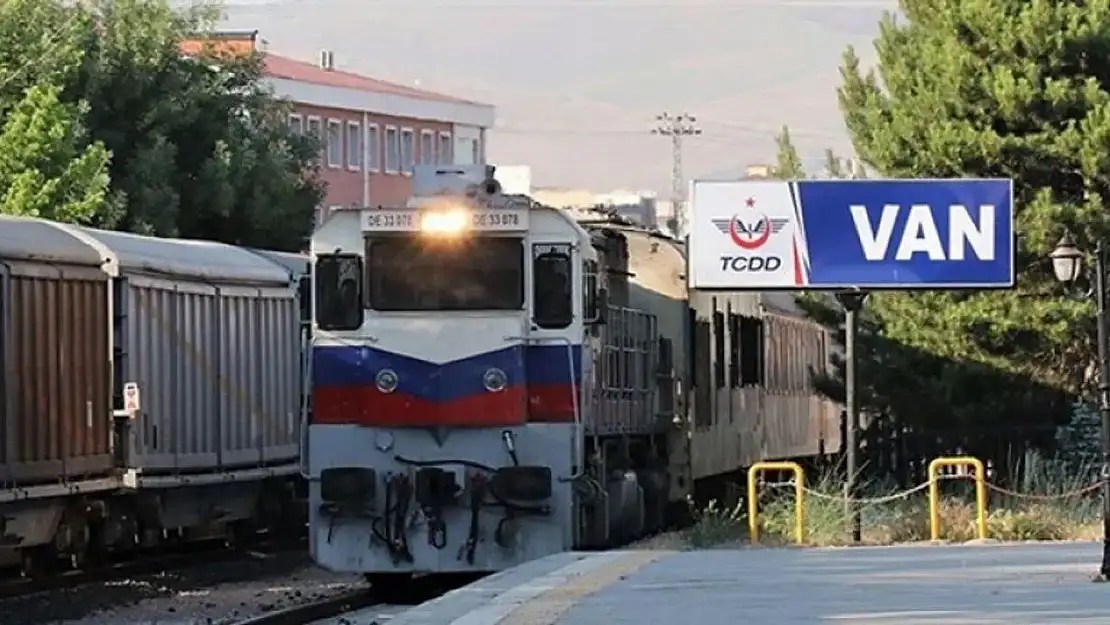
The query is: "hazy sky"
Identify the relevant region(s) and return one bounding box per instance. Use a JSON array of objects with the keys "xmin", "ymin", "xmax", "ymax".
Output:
[{"xmin": 222, "ymin": 0, "xmax": 895, "ymax": 194}]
